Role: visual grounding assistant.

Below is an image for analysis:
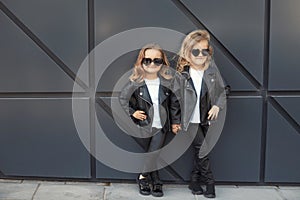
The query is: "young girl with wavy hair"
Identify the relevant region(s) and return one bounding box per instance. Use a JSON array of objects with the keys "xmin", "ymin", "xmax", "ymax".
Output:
[
  {"xmin": 177, "ymin": 30, "xmax": 226, "ymax": 198},
  {"xmin": 119, "ymin": 43, "xmax": 180, "ymax": 197}
]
